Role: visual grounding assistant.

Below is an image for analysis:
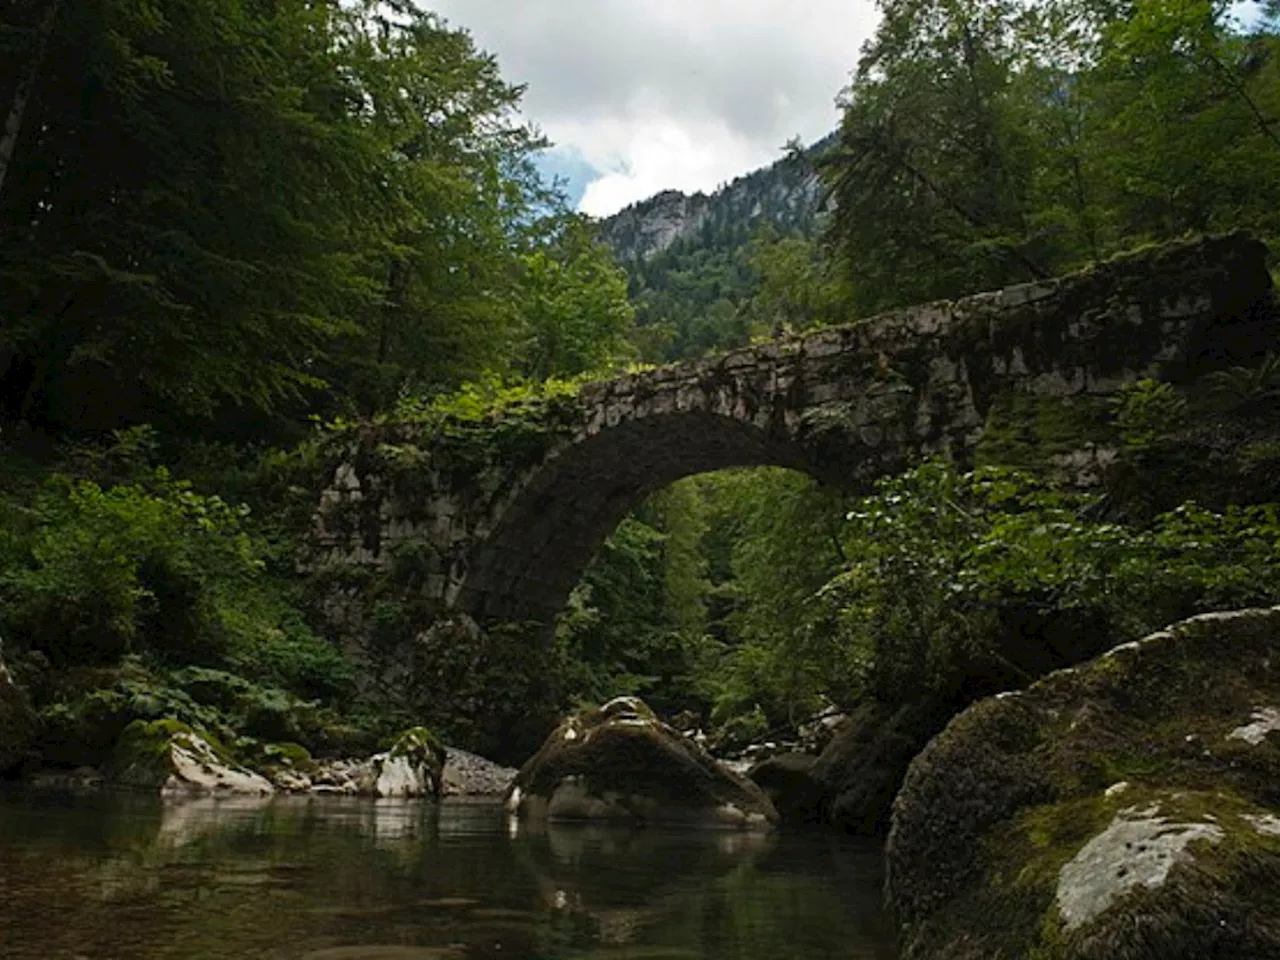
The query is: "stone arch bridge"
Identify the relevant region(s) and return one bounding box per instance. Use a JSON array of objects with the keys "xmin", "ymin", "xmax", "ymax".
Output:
[{"xmin": 309, "ymin": 234, "xmax": 1273, "ymax": 625}]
